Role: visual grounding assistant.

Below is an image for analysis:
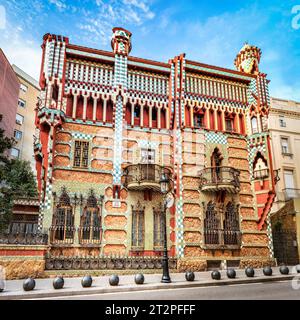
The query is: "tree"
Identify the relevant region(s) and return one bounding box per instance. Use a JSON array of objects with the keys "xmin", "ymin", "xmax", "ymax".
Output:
[{"xmin": 0, "ymin": 117, "xmax": 37, "ymax": 231}]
